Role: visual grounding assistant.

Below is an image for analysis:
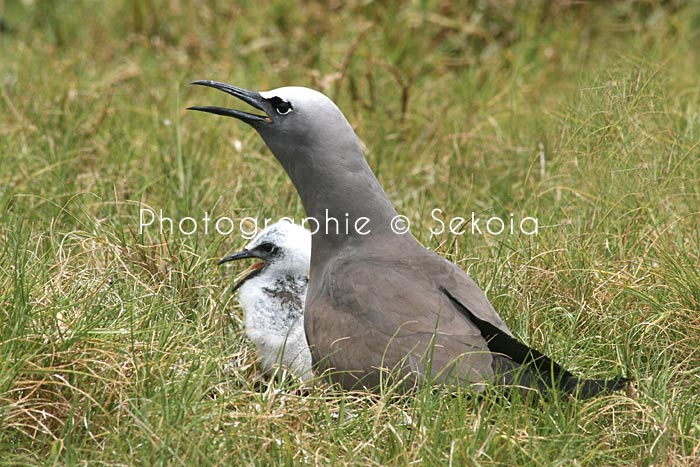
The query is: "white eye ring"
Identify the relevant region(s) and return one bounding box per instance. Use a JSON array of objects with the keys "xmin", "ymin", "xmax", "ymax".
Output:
[
  {"xmin": 275, "ymin": 100, "xmax": 293, "ymax": 115},
  {"xmin": 275, "ymin": 102, "xmax": 292, "ymax": 115}
]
